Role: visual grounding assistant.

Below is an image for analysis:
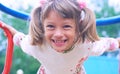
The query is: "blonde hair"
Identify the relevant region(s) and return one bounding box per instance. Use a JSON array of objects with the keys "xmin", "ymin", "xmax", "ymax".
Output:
[{"xmin": 29, "ymin": 0, "xmax": 100, "ymax": 46}]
